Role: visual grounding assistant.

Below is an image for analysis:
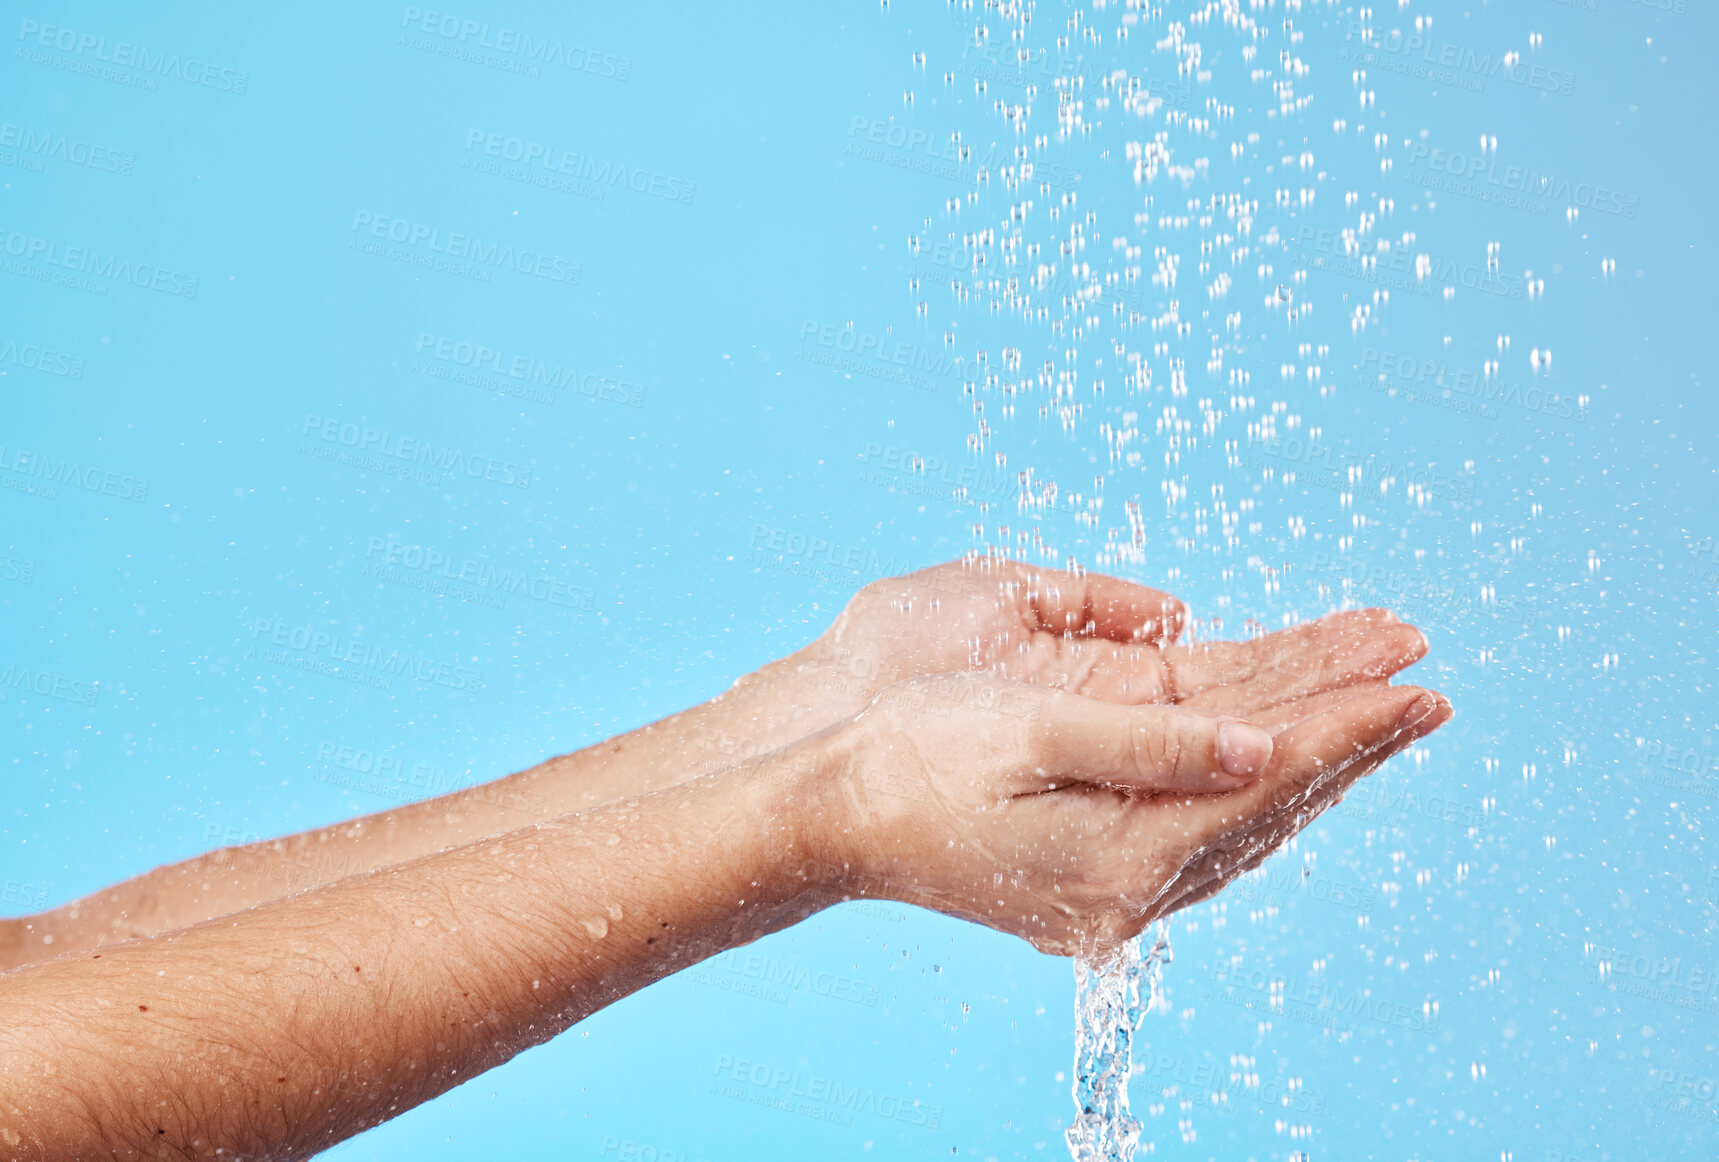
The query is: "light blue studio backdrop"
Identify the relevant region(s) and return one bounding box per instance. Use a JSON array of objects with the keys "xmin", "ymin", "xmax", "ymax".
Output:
[{"xmin": 1, "ymin": 2, "xmax": 1714, "ymax": 1159}]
